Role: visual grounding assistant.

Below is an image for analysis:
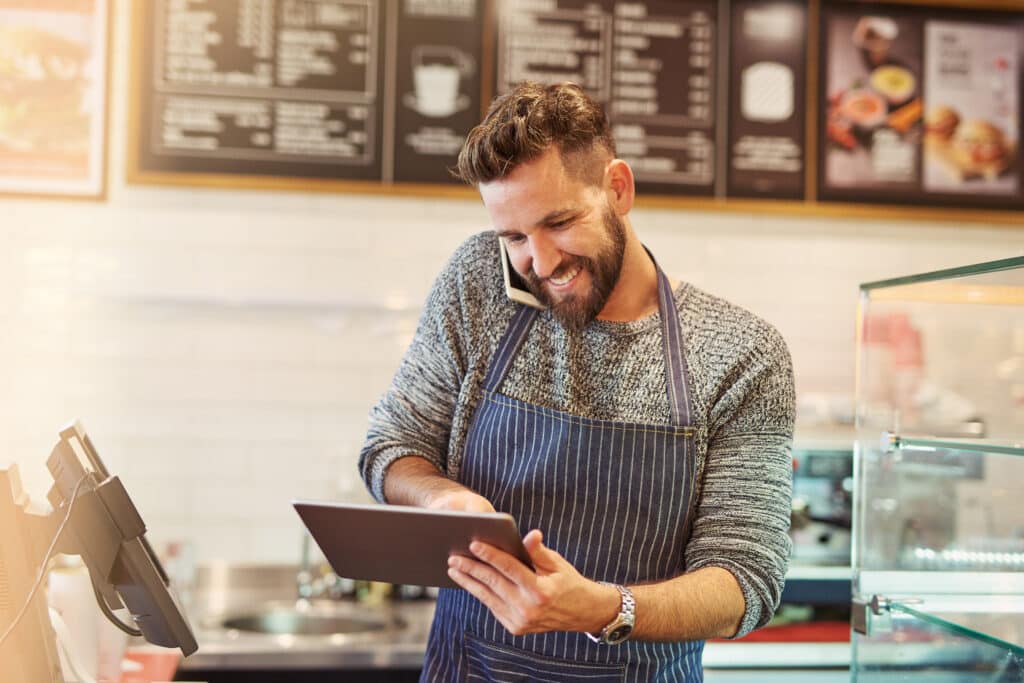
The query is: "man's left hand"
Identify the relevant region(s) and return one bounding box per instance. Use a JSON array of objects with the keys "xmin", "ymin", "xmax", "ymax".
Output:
[{"xmin": 446, "ymin": 529, "xmax": 620, "ymax": 636}]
